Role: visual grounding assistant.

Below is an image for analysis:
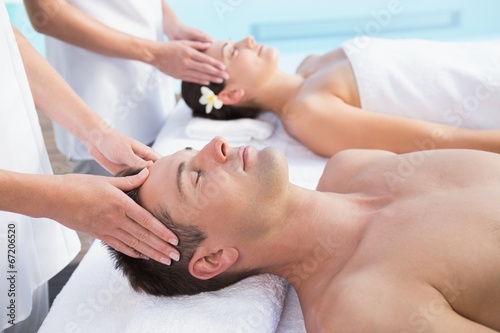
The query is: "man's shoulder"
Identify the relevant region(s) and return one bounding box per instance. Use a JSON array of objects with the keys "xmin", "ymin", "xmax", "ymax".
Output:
[{"xmin": 316, "ymin": 149, "xmax": 396, "ymax": 192}]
